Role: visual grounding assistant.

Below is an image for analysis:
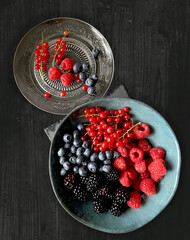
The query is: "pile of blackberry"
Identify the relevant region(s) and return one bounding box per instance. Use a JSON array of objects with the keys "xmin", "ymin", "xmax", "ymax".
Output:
[{"xmin": 63, "ymin": 170, "xmax": 130, "ymax": 216}]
